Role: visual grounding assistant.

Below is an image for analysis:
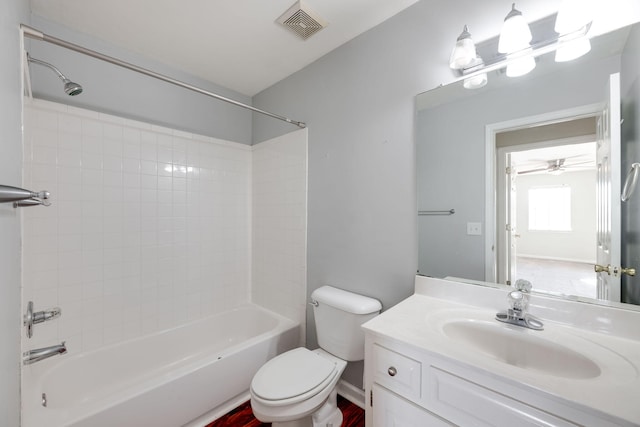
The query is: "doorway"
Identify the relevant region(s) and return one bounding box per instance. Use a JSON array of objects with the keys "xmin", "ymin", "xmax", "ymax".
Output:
[{"xmin": 495, "ymin": 117, "xmax": 598, "ymax": 299}]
